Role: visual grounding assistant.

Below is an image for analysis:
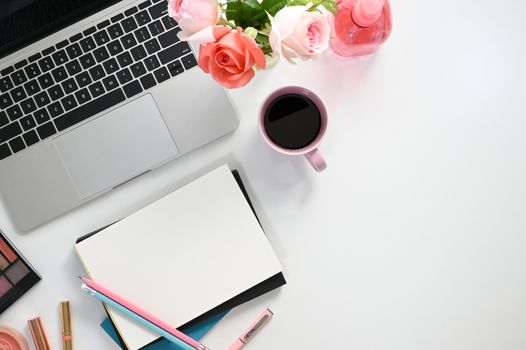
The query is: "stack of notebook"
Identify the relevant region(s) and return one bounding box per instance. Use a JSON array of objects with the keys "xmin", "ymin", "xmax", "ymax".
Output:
[{"xmin": 75, "ymin": 165, "xmax": 286, "ymax": 350}]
